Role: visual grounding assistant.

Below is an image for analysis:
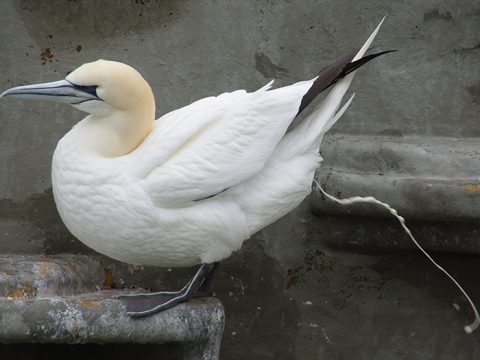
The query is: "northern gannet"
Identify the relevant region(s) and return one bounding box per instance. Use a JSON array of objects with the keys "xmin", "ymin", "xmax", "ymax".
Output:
[{"xmin": 1, "ymin": 20, "xmax": 390, "ymax": 317}]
